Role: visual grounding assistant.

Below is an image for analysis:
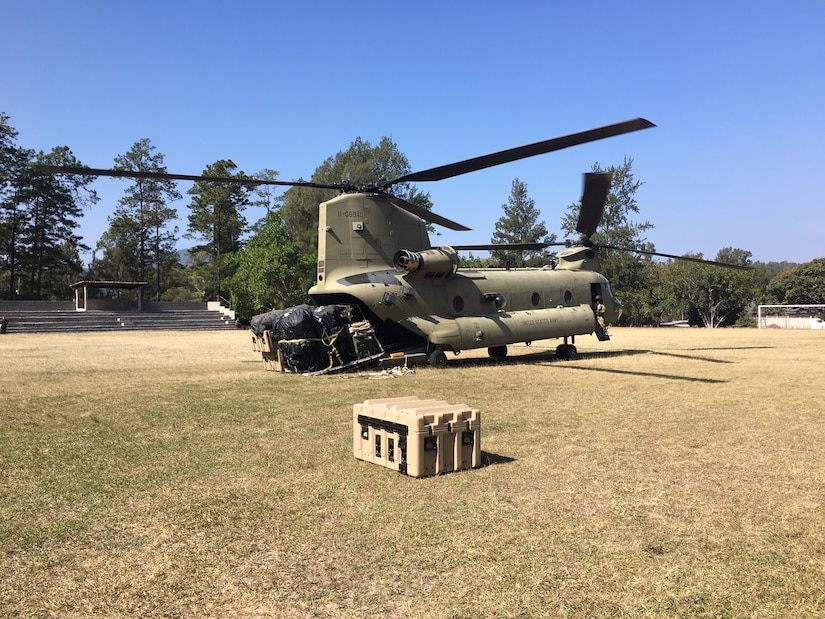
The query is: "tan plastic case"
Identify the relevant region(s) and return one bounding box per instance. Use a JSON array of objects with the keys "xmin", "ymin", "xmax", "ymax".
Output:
[{"xmin": 353, "ymin": 396, "xmax": 481, "ymax": 478}]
